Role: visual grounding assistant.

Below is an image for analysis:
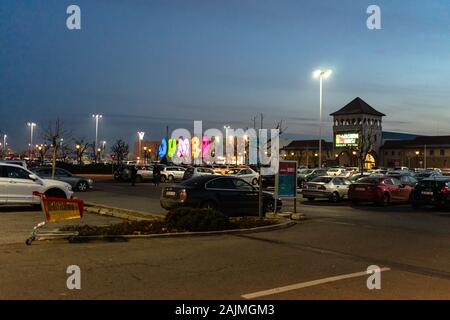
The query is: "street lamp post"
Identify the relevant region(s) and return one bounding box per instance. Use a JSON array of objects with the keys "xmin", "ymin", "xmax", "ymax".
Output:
[
  {"xmin": 27, "ymin": 122, "xmax": 36, "ymax": 159},
  {"xmin": 92, "ymin": 114, "xmax": 102, "ymax": 162},
  {"xmin": 313, "ymin": 69, "xmax": 332, "ymax": 168},
  {"xmin": 137, "ymin": 132, "xmax": 145, "ymax": 162},
  {"xmin": 2, "ymin": 134, "xmax": 7, "ymax": 158}
]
